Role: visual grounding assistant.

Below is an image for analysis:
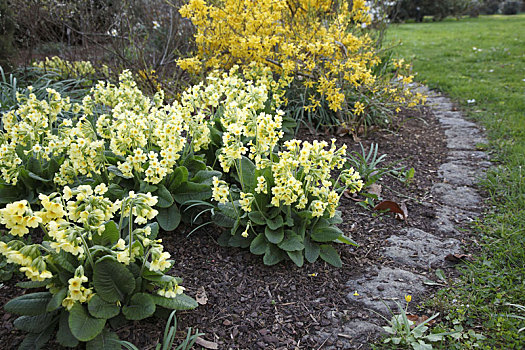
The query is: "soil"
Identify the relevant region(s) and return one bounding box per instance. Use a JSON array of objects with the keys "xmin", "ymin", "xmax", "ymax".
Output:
[{"xmin": 0, "ymin": 105, "xmax": 457, "ymax": 349}]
